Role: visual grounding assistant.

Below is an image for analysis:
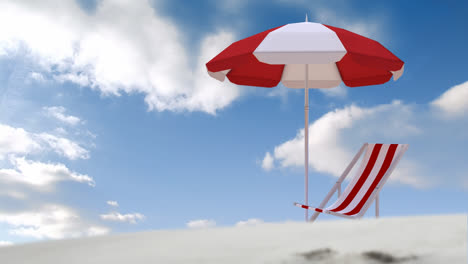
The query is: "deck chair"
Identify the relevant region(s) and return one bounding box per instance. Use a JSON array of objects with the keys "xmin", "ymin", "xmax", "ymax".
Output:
[{"xmin": 294, "ymin": 143, "xmax": 409, "ymax": 222}]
